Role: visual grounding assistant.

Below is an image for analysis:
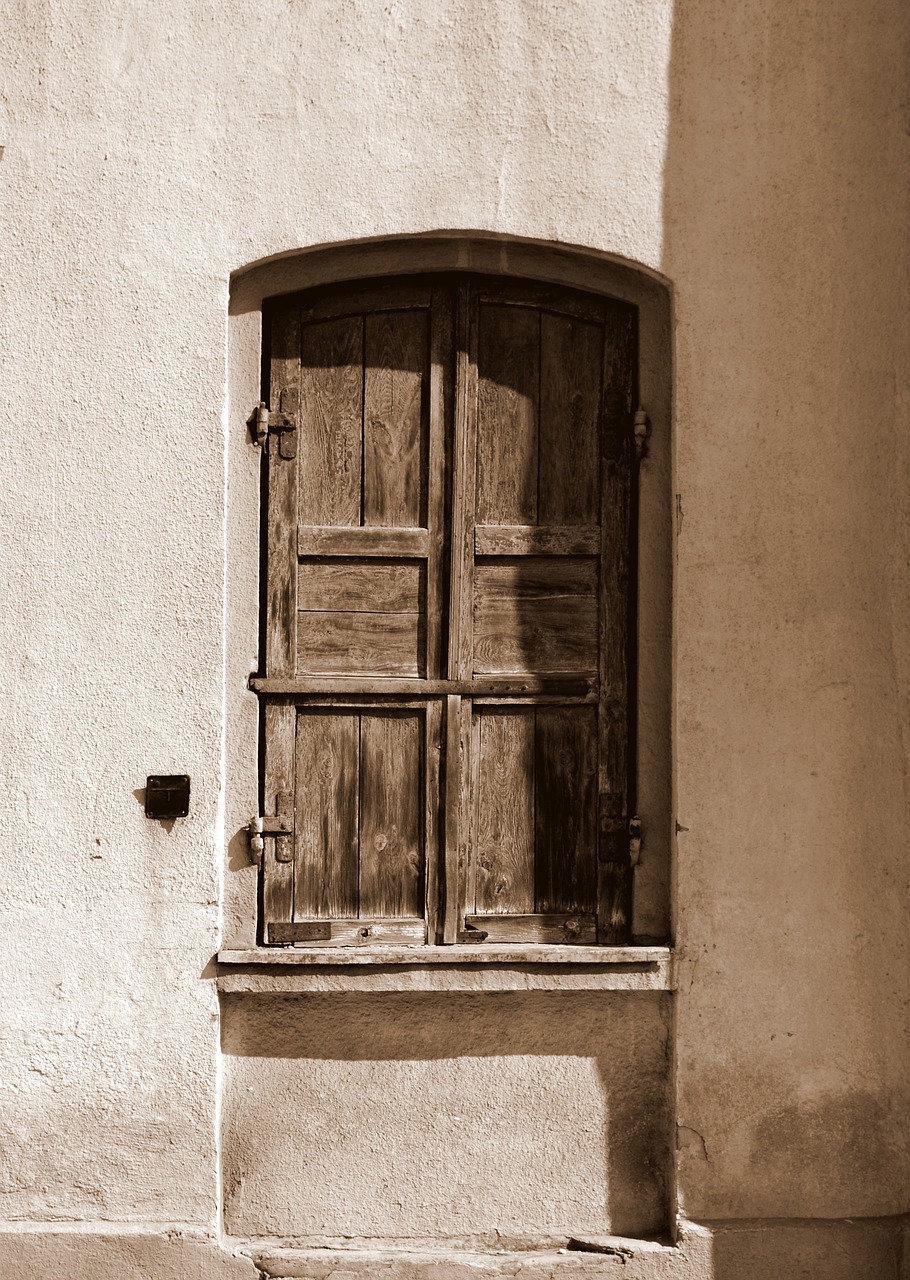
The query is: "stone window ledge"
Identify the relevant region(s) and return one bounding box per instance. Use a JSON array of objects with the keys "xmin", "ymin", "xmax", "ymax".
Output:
[{"xmin": 216, "ymin": 946, "xmax": 674, "ymax": 993}]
